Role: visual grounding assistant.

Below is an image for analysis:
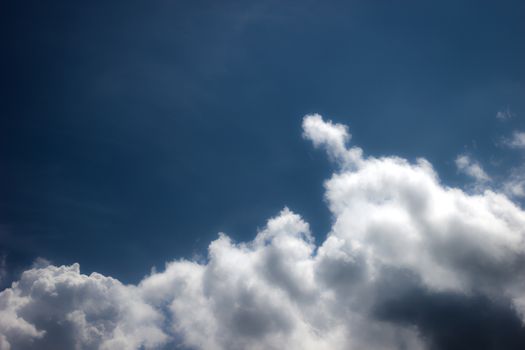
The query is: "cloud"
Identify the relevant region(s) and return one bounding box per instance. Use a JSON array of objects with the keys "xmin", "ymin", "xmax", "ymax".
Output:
[
  {"xmin": 505, "ymin": 131, "xmax": 525, "ymax": 149},
  {"xmin": 503, "ymin": 165, "xmax": 525, "ymax": 199},
  {"xmin": 496, "ymin": 108, "xmax": 514, "ymax": 121},
  {"xmin": 0, "ymin": 263, "xmax": 167, "ymax": 350},
  {"xmin": 2, "ymin": 115, "xmax": 525, "ymax": 349},
  {"xmin": 375, "ymin": 287, "xmax": 525, "ymax": 350},
  {"xmin": 302, "ymin": 114, "xmax": 363, "ymax": 168},
  {"xmin": 0, "ymin": 254, "xmax": 6, "ymax": 285},
  {"xmin": 455, "ymin": 154, "xmax": 491, "ymax": 183},
  {"xmin": 501, "ymin": 131, "xmax": 525, "ymax": 198}
]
